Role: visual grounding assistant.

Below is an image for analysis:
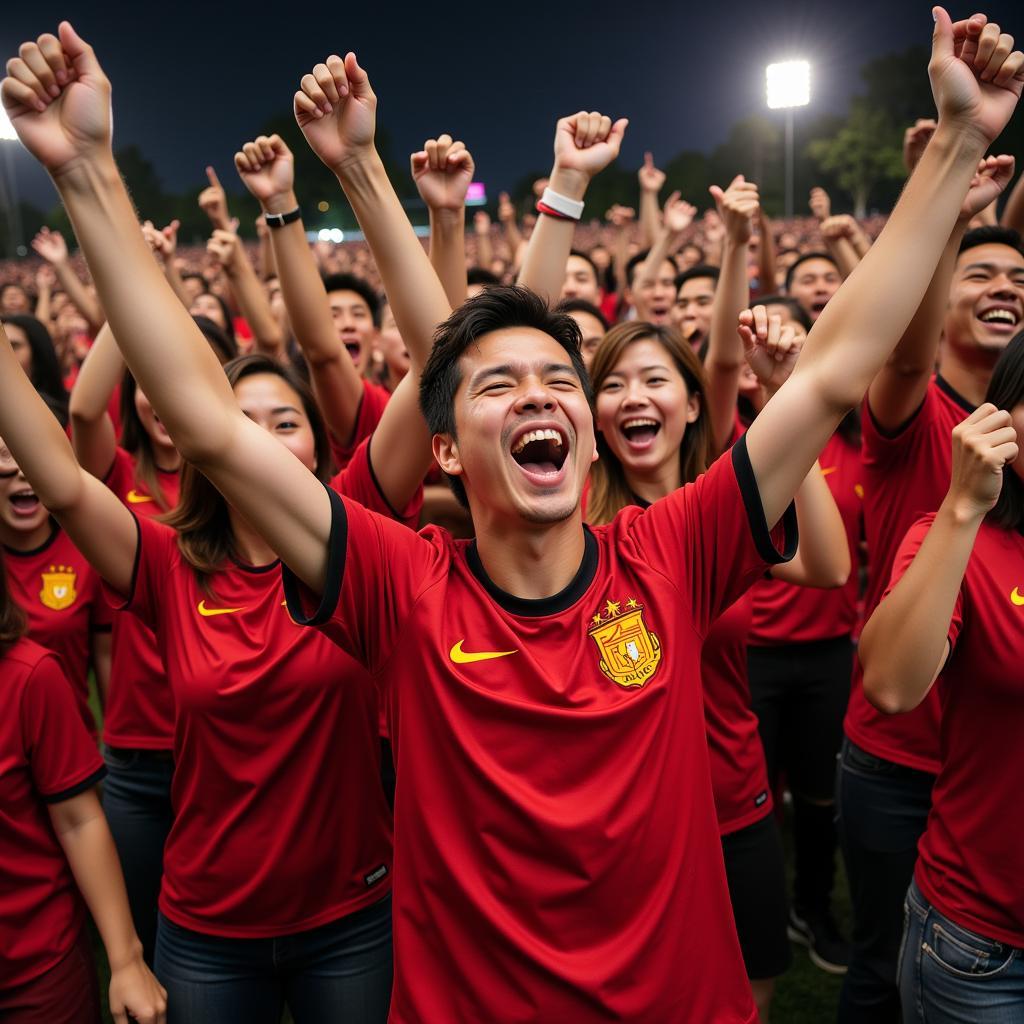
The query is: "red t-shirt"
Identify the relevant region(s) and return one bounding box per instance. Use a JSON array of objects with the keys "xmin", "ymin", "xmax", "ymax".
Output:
[
  {"xmin": 102, "ymin": 448, "xmax": 180, "ymax": 749},
  {"xmin": 749, "ymin": 431, "xmax": 863, "ymax": 645},
  {"xmin": 0, "ymin": 638, "xmax": 105, "ymax": 988},
  {"xmin": 887, "ymin": 517, "xmax": 1024, "ymax": 946},
  {"xmin": 285, "ymin": 437, "xmax": 796, "ymax": 1023},
  {"xmin": 329, "ymin": 379, "xmax": 391, "ymax": 470},
  {"xmin": 845, "ymin": 376, "xmax": 973, "ymax": 773},
  {"xmin": 2, "ymin": 526, "xmax": 111, "ymax": 738}
]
